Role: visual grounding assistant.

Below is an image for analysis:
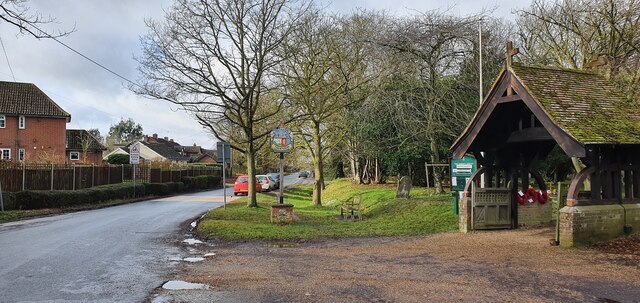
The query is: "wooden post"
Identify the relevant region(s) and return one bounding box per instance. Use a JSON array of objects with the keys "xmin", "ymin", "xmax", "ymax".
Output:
[
  {"xmin": 50, "ymin": 164, "xmax": 54, "ymax": 190},
  {"xmin": 122, "ymin": 164, "xmax": 124, "ymax": 183},
  {"xmin": 22, "ymin": 162, "xmax": 25, "ymax": 191},
  {"xmin": 425, "ymin": 162, "xmax": 430, "ymax": 188},
  {"xmin": 73, "ymin": 166, "xmax": 76, "ymax": 190},
  {"xmin": 92, "ymin": 164, "xmax": 95, "ymax": 187}
]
